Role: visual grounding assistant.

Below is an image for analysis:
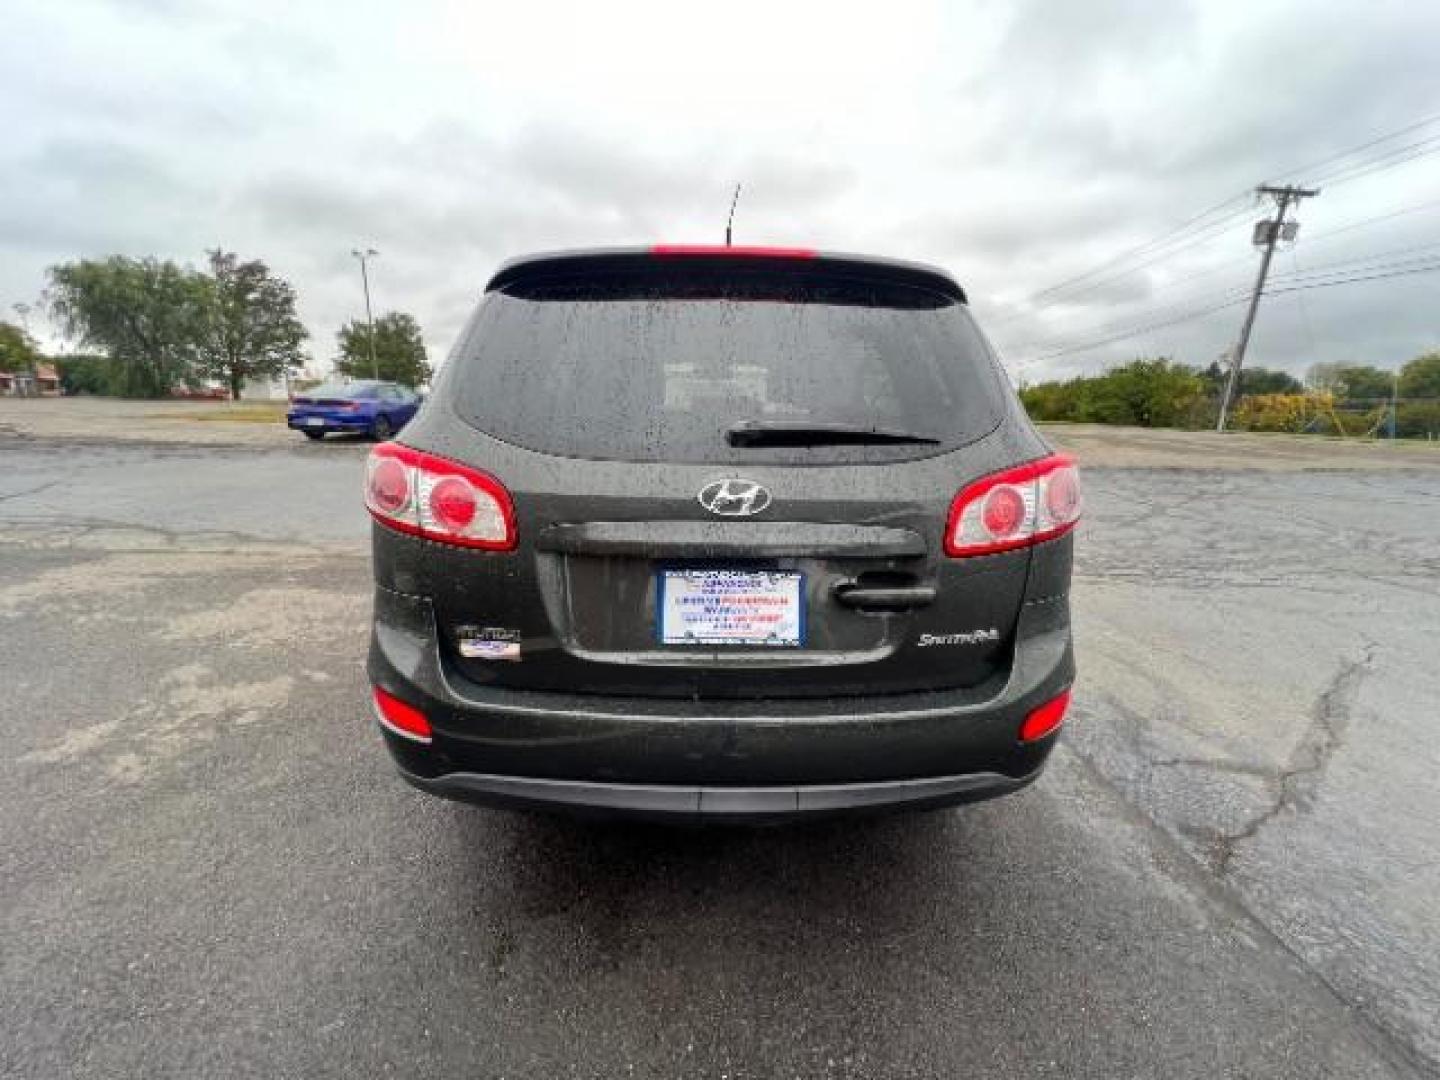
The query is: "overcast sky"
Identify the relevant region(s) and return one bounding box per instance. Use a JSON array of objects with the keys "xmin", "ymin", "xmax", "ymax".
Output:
[{"xmin": 4, "ymin": 0, "xmax": 1439, "ymax": 381}]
